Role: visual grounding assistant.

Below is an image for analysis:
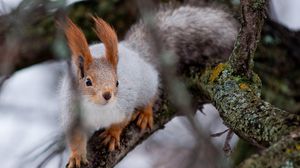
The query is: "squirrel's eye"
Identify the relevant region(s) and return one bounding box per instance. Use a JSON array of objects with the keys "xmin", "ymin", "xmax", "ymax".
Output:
[
  {"xmin": 116, "ymin": 80, "xmax": 119, "ymax": 87},
  {"xmin": 85, "ymin": 78, "xmax": 92, "ymax": 86}
]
